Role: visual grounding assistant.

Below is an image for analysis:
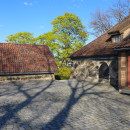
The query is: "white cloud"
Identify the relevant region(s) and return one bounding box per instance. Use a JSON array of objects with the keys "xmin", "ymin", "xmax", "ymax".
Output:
[
  {"xmin": 24, "ymin": 2, "xmax": 33, "ymax": 6},
  {"xmin": 39, "ymin": 26, "xmax": 45, "ymax": 29}
]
